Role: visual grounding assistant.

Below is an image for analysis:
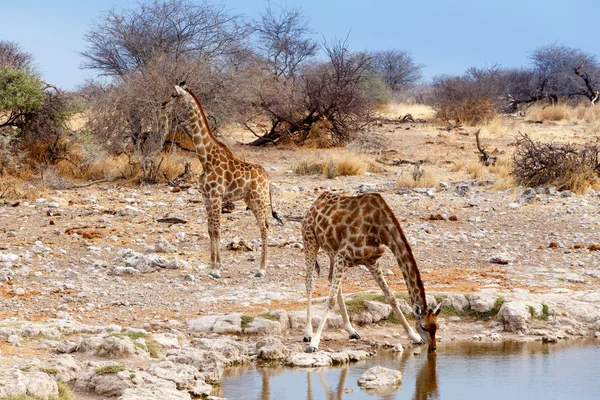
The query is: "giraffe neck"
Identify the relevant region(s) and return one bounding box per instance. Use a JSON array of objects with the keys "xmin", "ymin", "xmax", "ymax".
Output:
[
  {"xmin": 181, "ymin": 91, "xmax": 230, "ymax": 166},
  {"xmin": 384, "ymin": 216, "xmax": 428, "ymax": 311}
]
